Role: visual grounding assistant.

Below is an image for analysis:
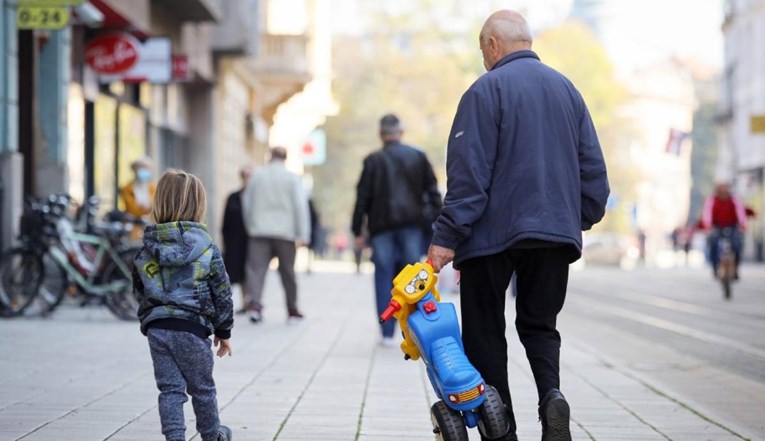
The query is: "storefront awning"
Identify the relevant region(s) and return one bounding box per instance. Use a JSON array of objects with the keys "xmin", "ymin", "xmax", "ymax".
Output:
[{"xmin": 88, "ymin": 0, "xmax": 150, "ymax": 39}]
